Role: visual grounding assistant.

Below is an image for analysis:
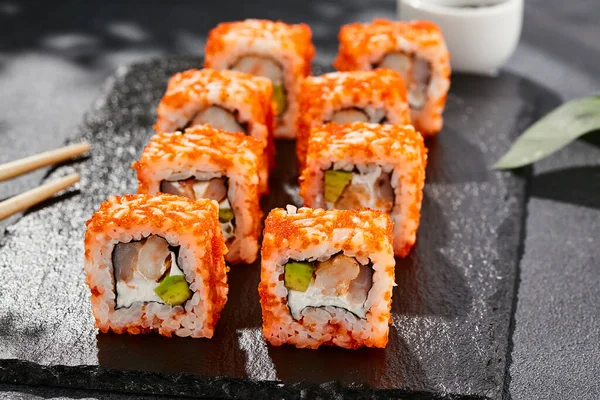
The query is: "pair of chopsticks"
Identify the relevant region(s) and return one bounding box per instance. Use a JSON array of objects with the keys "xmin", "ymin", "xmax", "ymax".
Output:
[{"xmin": 0, "ymin": 143, "xmax": 90, "ymax": 221}]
